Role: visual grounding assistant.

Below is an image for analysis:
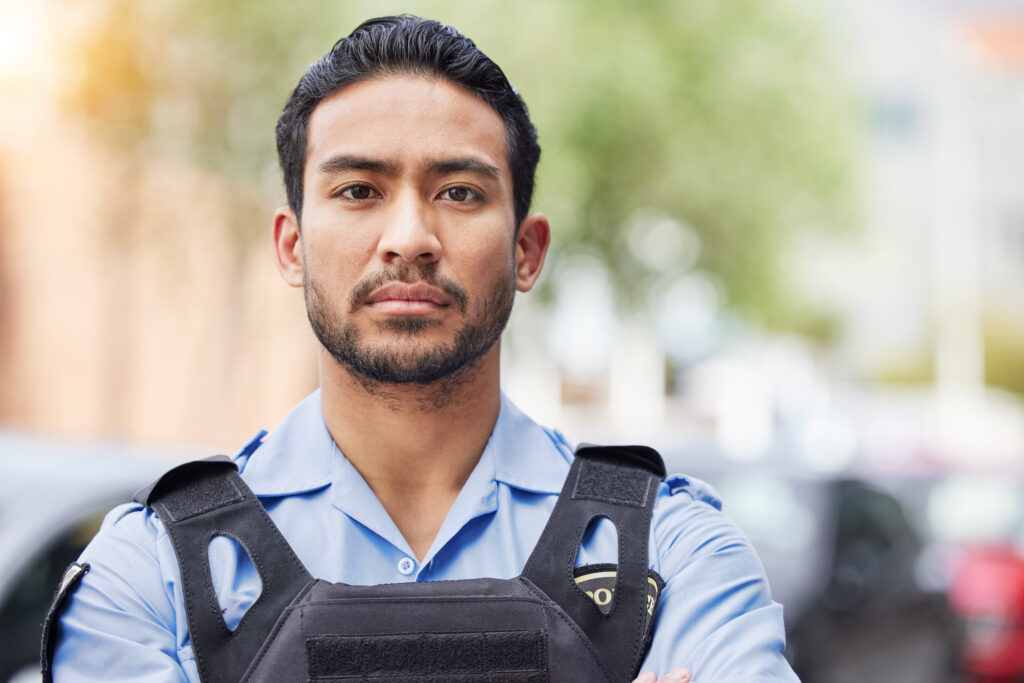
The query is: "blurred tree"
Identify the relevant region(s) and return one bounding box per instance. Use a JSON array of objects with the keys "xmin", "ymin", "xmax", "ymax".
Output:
[
  {"xmin": 61, "ymin": 0, "xmax": 857, "ymax": 329},
  {"xmin": 512, "ymin": 0, "xmax": 858, "ymax": 329}
]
